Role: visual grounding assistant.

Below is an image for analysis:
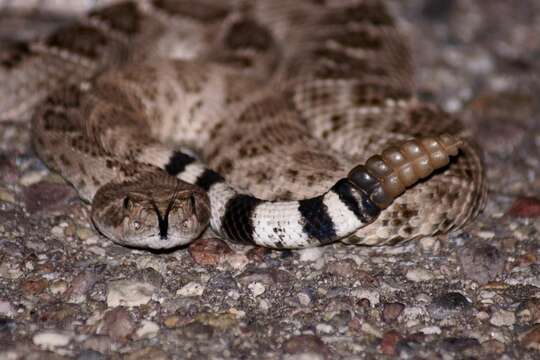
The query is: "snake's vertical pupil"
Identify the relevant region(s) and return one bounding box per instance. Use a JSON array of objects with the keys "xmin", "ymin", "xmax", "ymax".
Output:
[{"xmin": 123, "ymin": 196, "xmax": 131, "ymax": 210}]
